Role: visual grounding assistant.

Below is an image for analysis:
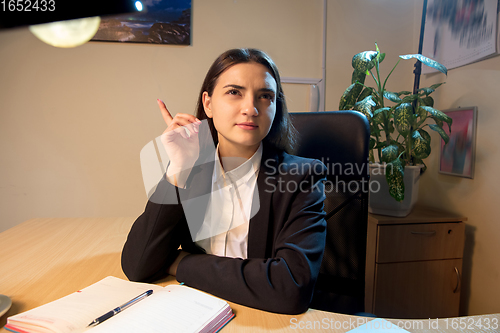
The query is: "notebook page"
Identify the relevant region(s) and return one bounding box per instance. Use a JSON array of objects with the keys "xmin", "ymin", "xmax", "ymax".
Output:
[
  {"xmin": 89, "ymin": 285, "xmax": 229, "ymax": 333},
  {"xmin": 7, "ymin": 277, "xmax": 163, "ymax": 333}
]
